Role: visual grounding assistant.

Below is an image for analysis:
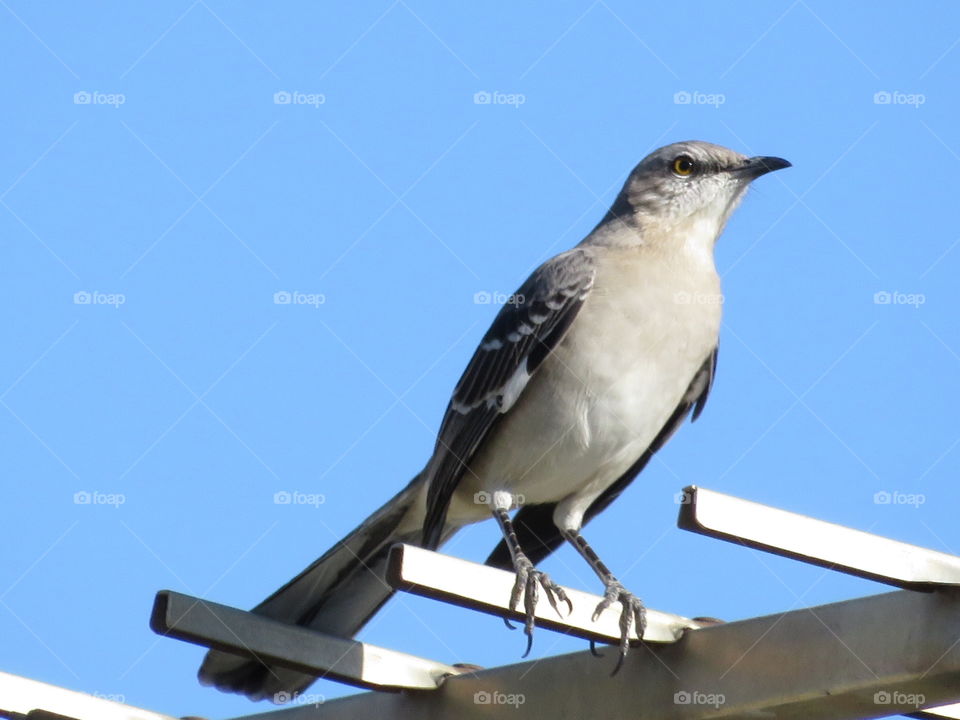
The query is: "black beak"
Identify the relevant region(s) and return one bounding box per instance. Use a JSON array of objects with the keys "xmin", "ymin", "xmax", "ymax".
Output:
[{"xmin": 734, "ymin": 155, "xmax": 792, "ymax": 179}]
